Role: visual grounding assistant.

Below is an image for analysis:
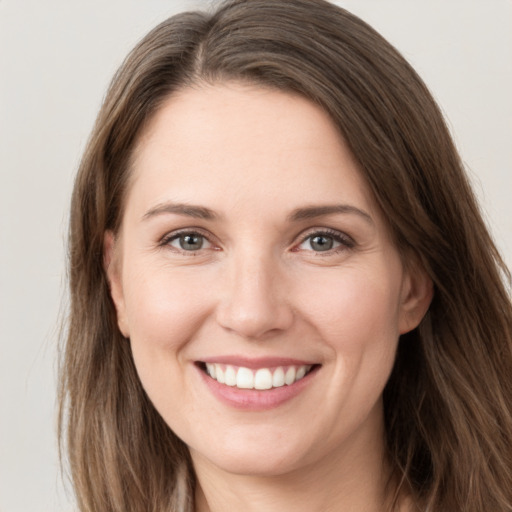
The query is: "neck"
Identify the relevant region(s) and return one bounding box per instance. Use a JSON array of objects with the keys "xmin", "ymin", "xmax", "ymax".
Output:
[{"xmin": 192, "ymin": 407, "xmax": 403, "ymax": 512}]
